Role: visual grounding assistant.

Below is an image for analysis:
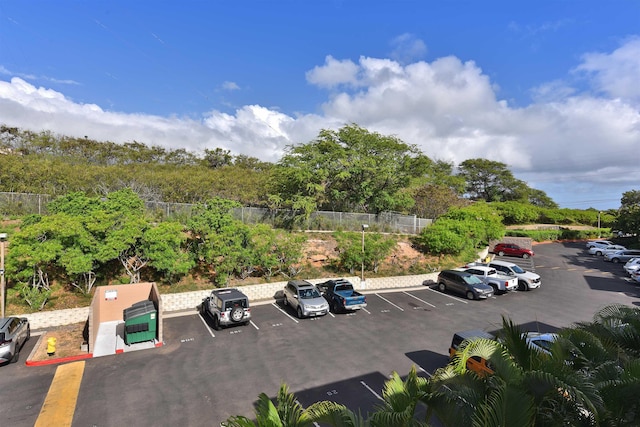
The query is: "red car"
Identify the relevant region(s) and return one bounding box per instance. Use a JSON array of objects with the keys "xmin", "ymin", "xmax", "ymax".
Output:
[{"xmin": 492, "ymin": 243, "xmax": 534, "ymax": 259}]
